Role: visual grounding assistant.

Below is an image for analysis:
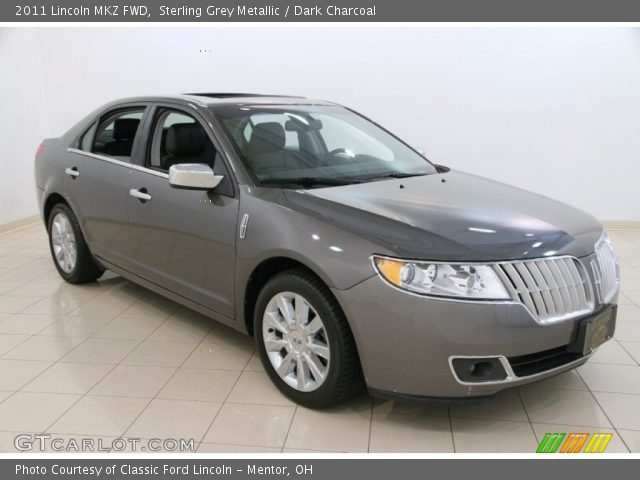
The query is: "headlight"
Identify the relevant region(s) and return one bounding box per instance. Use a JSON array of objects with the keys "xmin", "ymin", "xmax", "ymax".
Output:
[
  {"xmin": 593, "ymin": 232, "xmax": 620, "ymax": 303},
  {"xmin": 372, "ymin": 256, "xmax": 510, "ymax": 300}
]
